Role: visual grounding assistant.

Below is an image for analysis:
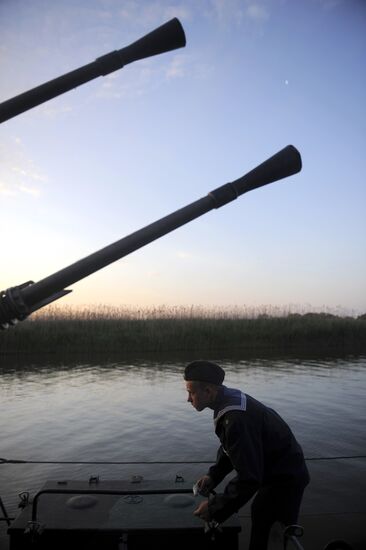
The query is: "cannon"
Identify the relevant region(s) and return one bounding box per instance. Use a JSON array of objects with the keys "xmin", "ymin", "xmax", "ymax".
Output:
[
  {"xmin": 0, "ymin": 17, "xmax": 186, "ymax": 124},
  {"xmin": 0, "ymin": 145, "xmax": 302, "ymax": 329},
  {"xmin": 0, "ymin": 17, "xmax": 302, "ymax": 328}
]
